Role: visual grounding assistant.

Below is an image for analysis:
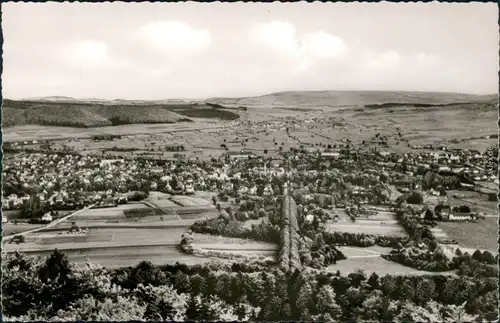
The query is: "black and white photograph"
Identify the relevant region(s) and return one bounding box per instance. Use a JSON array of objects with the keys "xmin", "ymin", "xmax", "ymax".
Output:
[{"xmin": 1, "ymin": 2, "xmax": 499, "ymax": 321}]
